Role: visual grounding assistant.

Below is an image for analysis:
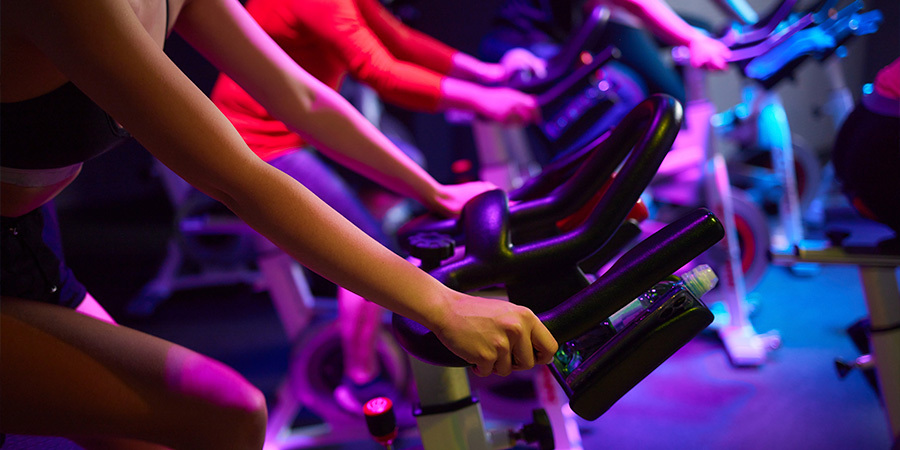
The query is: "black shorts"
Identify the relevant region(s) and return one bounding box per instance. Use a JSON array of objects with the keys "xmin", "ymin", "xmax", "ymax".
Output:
[{"xmin": 1, "ymin": 203, "xmax": 86, "ymax": 308}]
